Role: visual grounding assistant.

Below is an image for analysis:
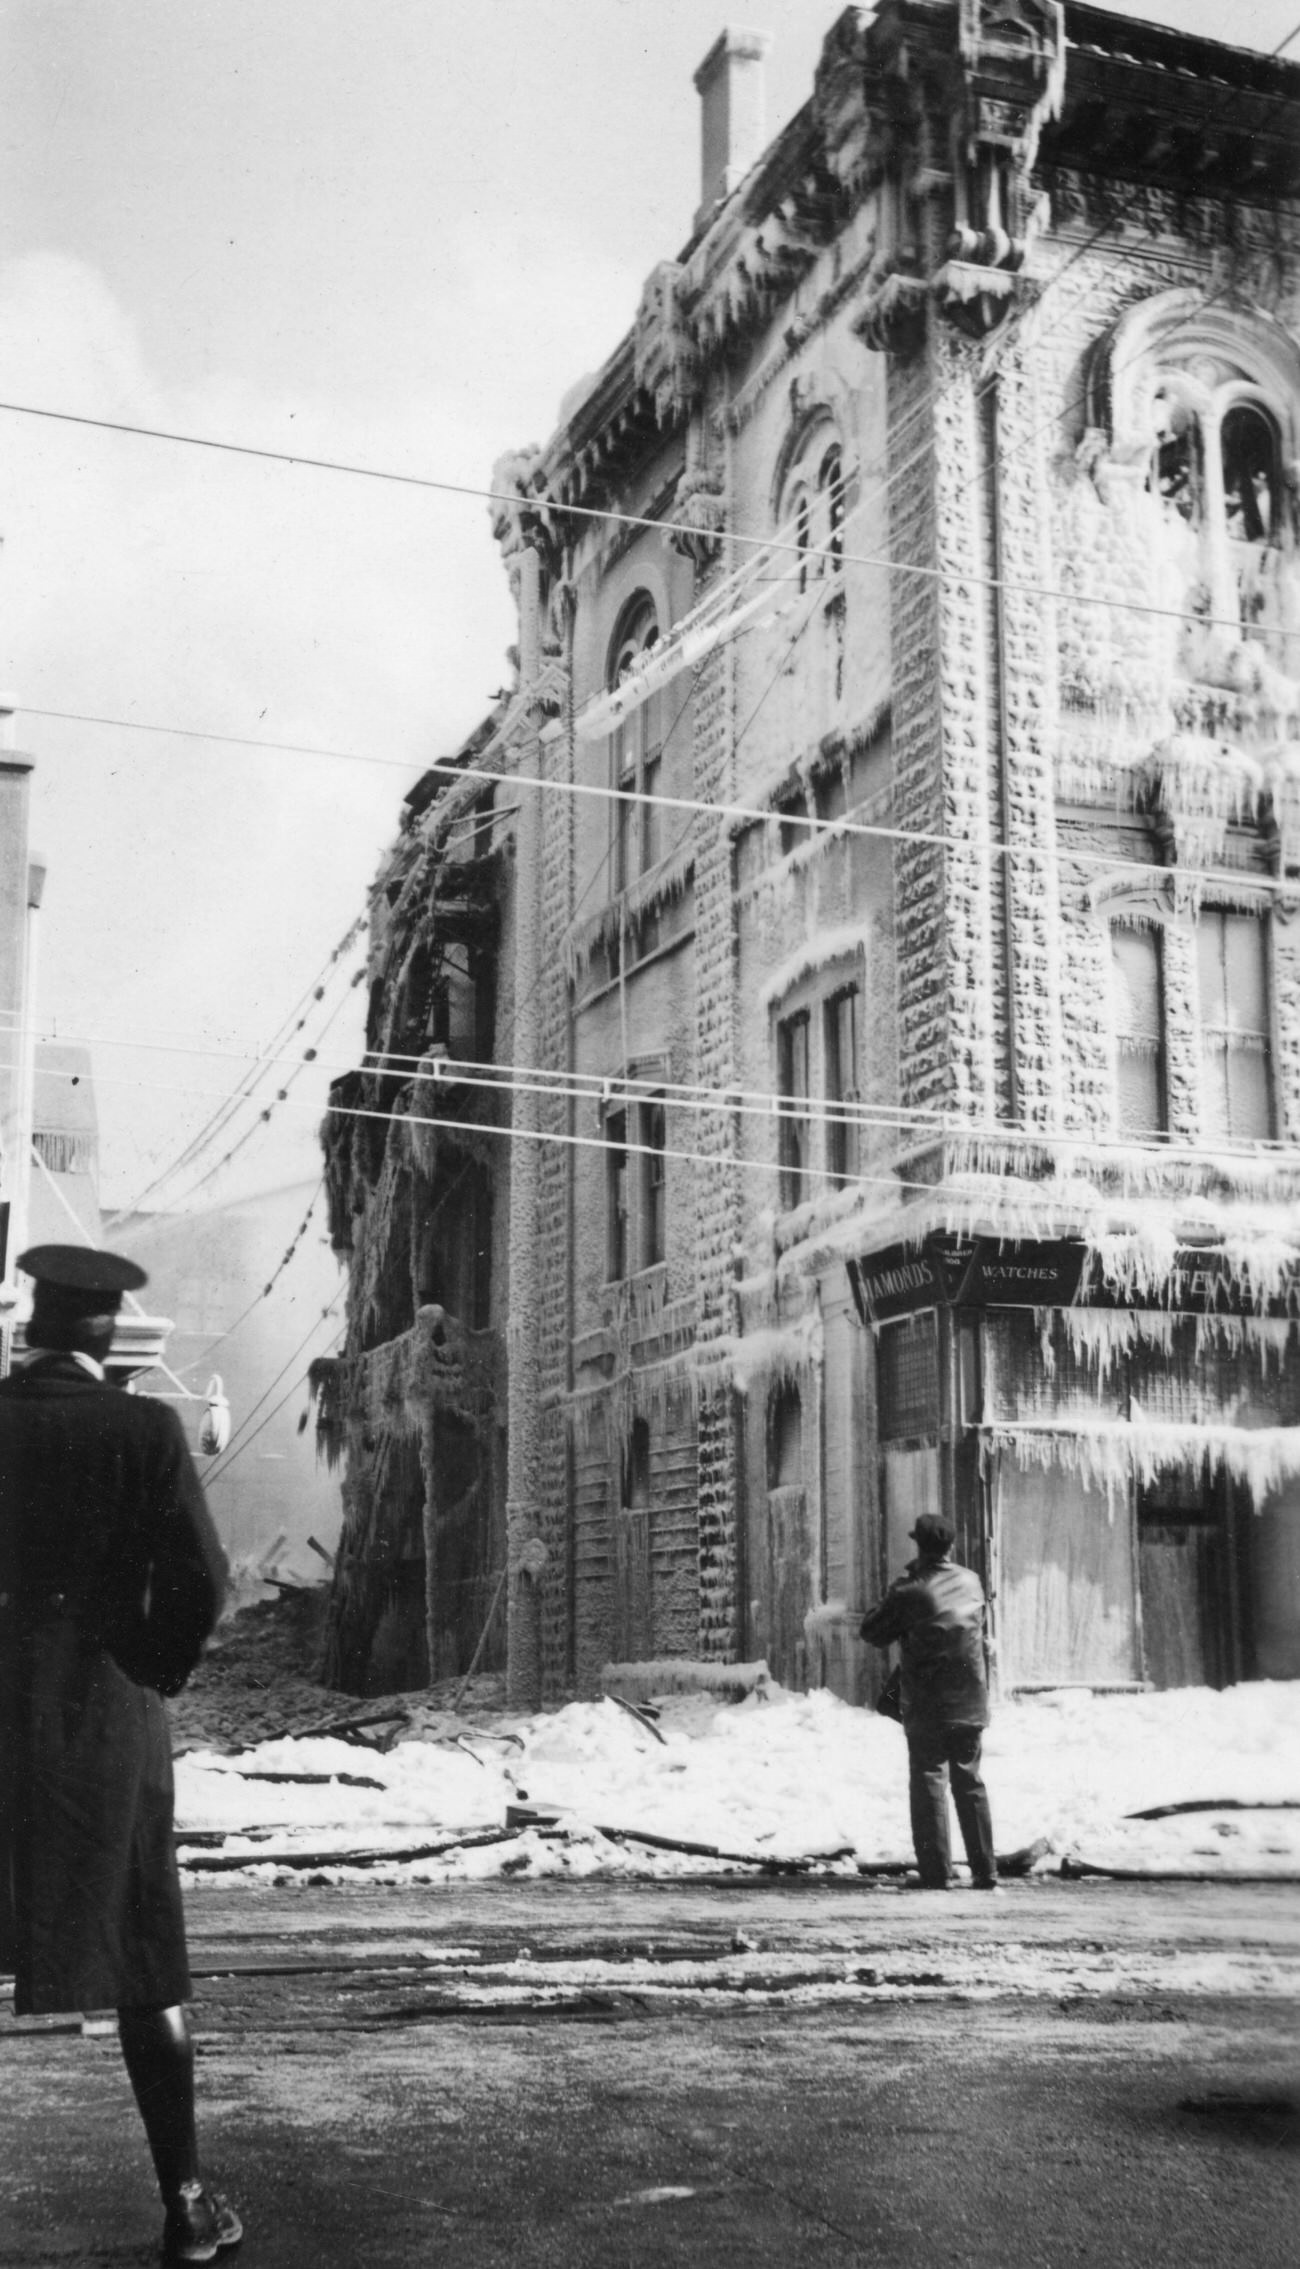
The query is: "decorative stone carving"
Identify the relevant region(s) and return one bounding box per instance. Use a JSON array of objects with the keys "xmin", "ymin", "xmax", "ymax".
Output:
[
  {"xmin": 935, "ymin": 0, "xmax": 1065, "ymax": 333},
  {"xmin": 489, "ymin": 446, "xmax": 564, "ymax": 586},
  {"xmin": 669, "ymin": 462, "xmax": 726, "ymax": 566},
  {"xmin": 634, "ymin": 261, "xmax": 698, "ymax": 424}
]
